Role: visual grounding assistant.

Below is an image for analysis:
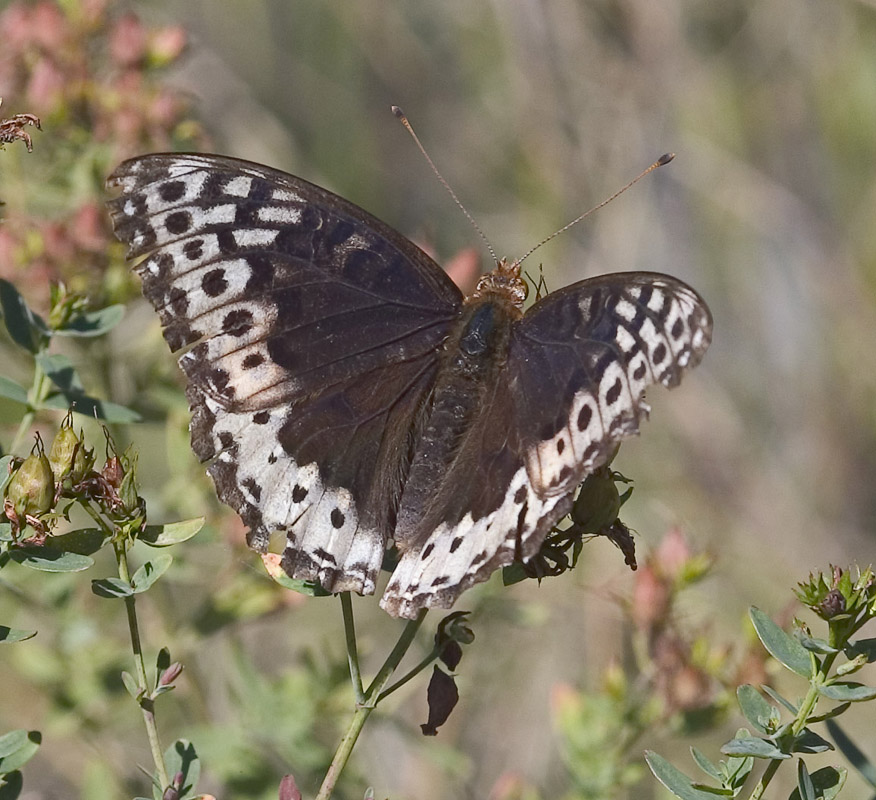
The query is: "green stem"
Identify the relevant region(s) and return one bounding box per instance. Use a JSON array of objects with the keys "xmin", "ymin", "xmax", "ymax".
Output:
[
  {"xmin": 10, "ymin": 363, "xmax": 49, "ymax": 454},
  {"xmin": 749, "ymin": 651, "xmax": 841, "ymax": 800},
  {"xmin": 114, "ymin": 538, "xmax": 170, "ymax": 792},
  {"xmin": 377, "ymin": 644, "xmax": 443, "ymax": 703},
  {"xmin": 340, "ymin": 593, "xmax": 365, "ymax": 704},
  {"xmin": 85, "ymin": 500, "xmax": 170, "ymax": 793},
  {"xmin": 316, "ymin": 610, "xmax": 428, "ymax": 800}
]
